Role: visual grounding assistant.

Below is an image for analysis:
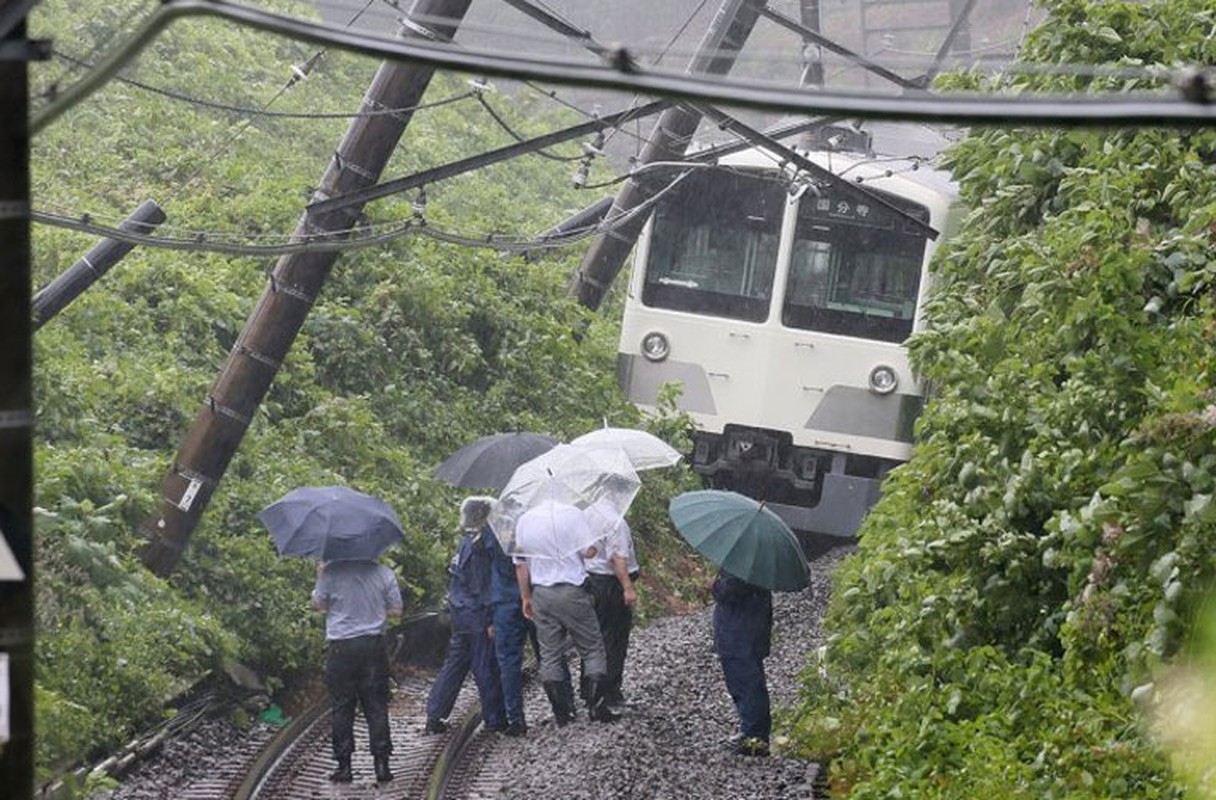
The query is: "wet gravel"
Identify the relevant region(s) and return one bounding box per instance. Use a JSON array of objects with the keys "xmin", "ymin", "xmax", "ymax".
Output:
[
  {"xmin": 489, "ymin": 542, "xmax": 848, "ymax": 800},
  {"xmin": 93, "ymin": 543, "xmax": 850, "ymax": 799}
]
